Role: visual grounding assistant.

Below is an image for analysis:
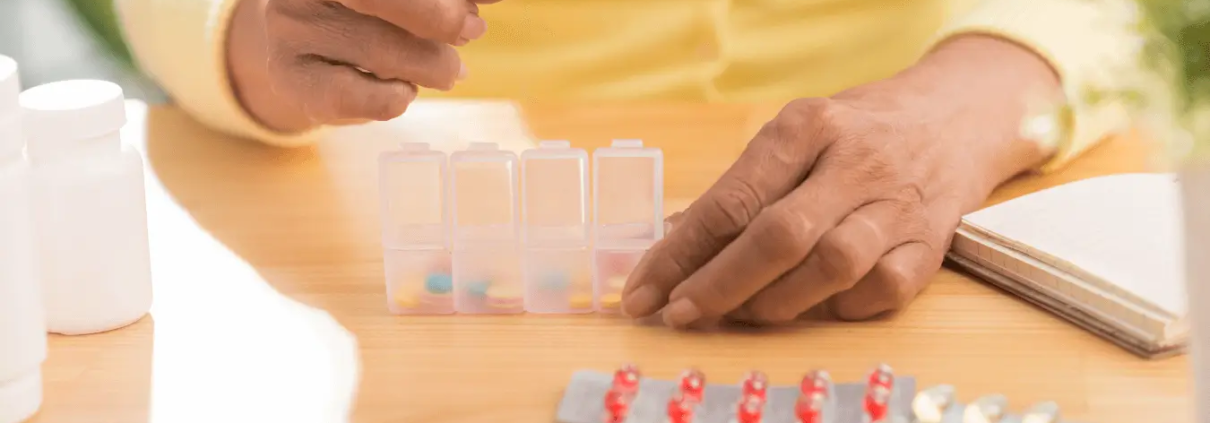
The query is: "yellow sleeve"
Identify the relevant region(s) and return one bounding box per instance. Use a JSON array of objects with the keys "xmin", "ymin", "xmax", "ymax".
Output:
[
  {"xmin": 932, "ymin": 0, "xmax": 1151, "ymax": 172},
  {"xmin": 114, "ymin": 0, "xmax": 325, "ymax": 147}
]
